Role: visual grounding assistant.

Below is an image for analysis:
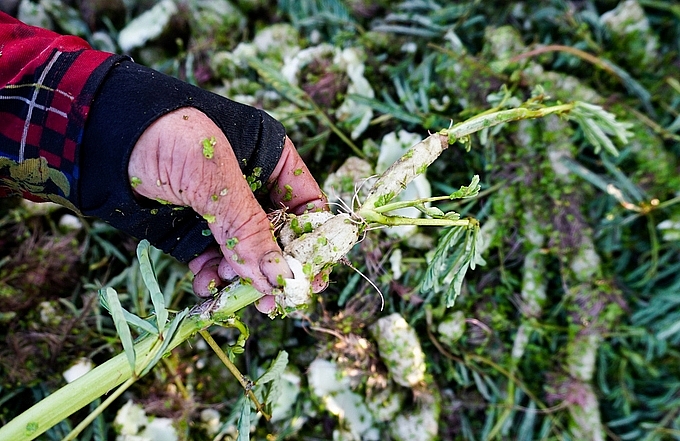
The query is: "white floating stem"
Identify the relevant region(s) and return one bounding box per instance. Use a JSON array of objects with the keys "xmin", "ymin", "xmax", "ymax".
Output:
[
  {"xmin": 361, "ymin": 134, "xmax": 447, "ymax": 211},
  {"xmin": 361, "ymin": 104, "xmax": 575, "ymax": 212},
  {"xmin": 283, "ymin": 213, "xmax": 361, "ymax": 276}
]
